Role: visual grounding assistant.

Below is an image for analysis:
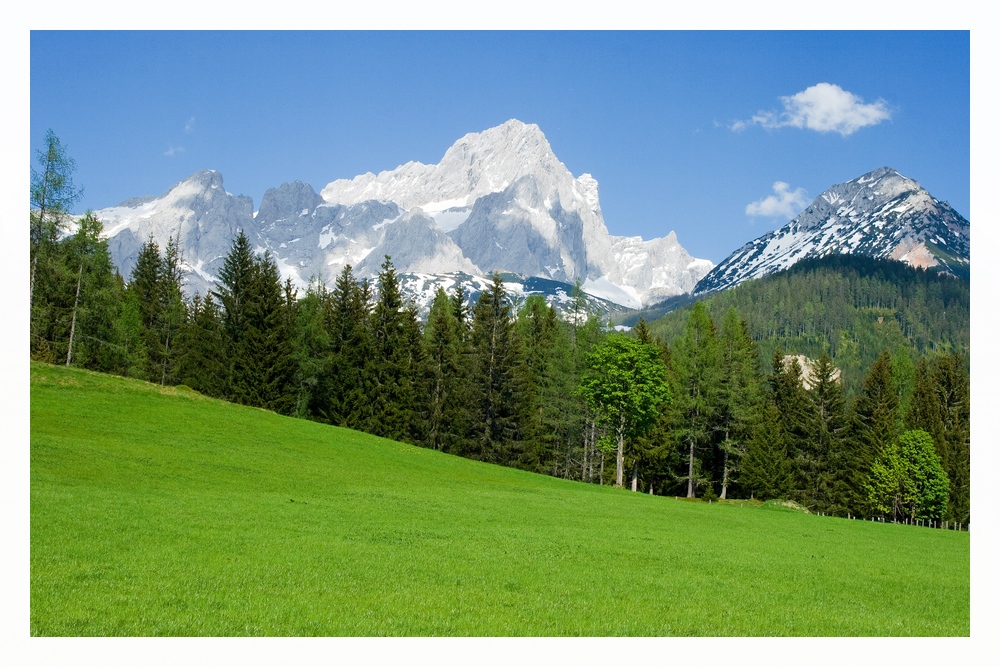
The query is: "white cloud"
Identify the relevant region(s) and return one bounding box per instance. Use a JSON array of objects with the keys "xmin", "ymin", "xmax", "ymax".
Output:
[
  {"xmin": 184, "ymin": 116, "xmax": 195, "ymax": 133},
  {"xmin": 732, "ymin": 83, "xmax": 891, "ymax": 136},
  {"xmin": 746, "ymin": 182, "xmax": 809, "ymax": 218},
  {"xmin": 164, "ymin": 145, "xmax": 186, "ymax": 157}
]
